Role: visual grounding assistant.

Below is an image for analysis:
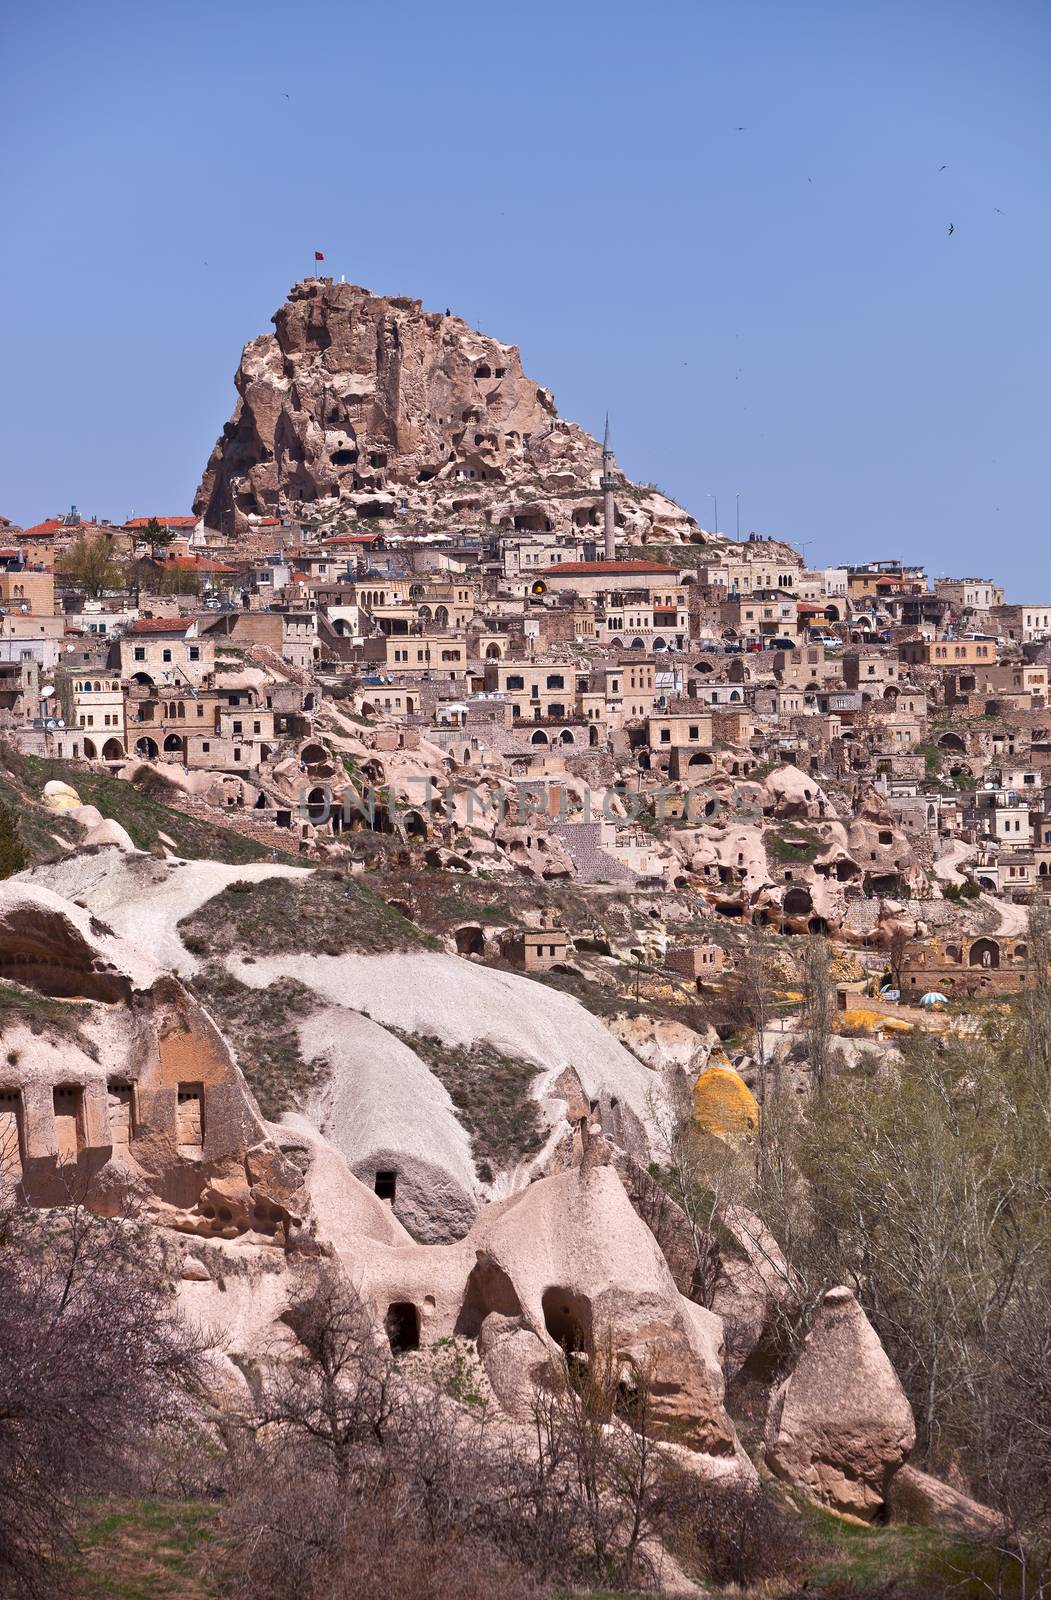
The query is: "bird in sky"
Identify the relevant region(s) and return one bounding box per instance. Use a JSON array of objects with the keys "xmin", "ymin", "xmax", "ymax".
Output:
[
  {"xmin": 283, "ymin": 92, "xmax": 290, "ymax": 100},
  {"xmin": 938, "ymin": 163, "xmax": 947, "ymax": 171},
  {"xmin": 994, "ymin": 207, "xmax": 1006, "ymax": 215},
  {"xmin": 948, "ymin": 223, "xmax": 955, "ymax": 235}
]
